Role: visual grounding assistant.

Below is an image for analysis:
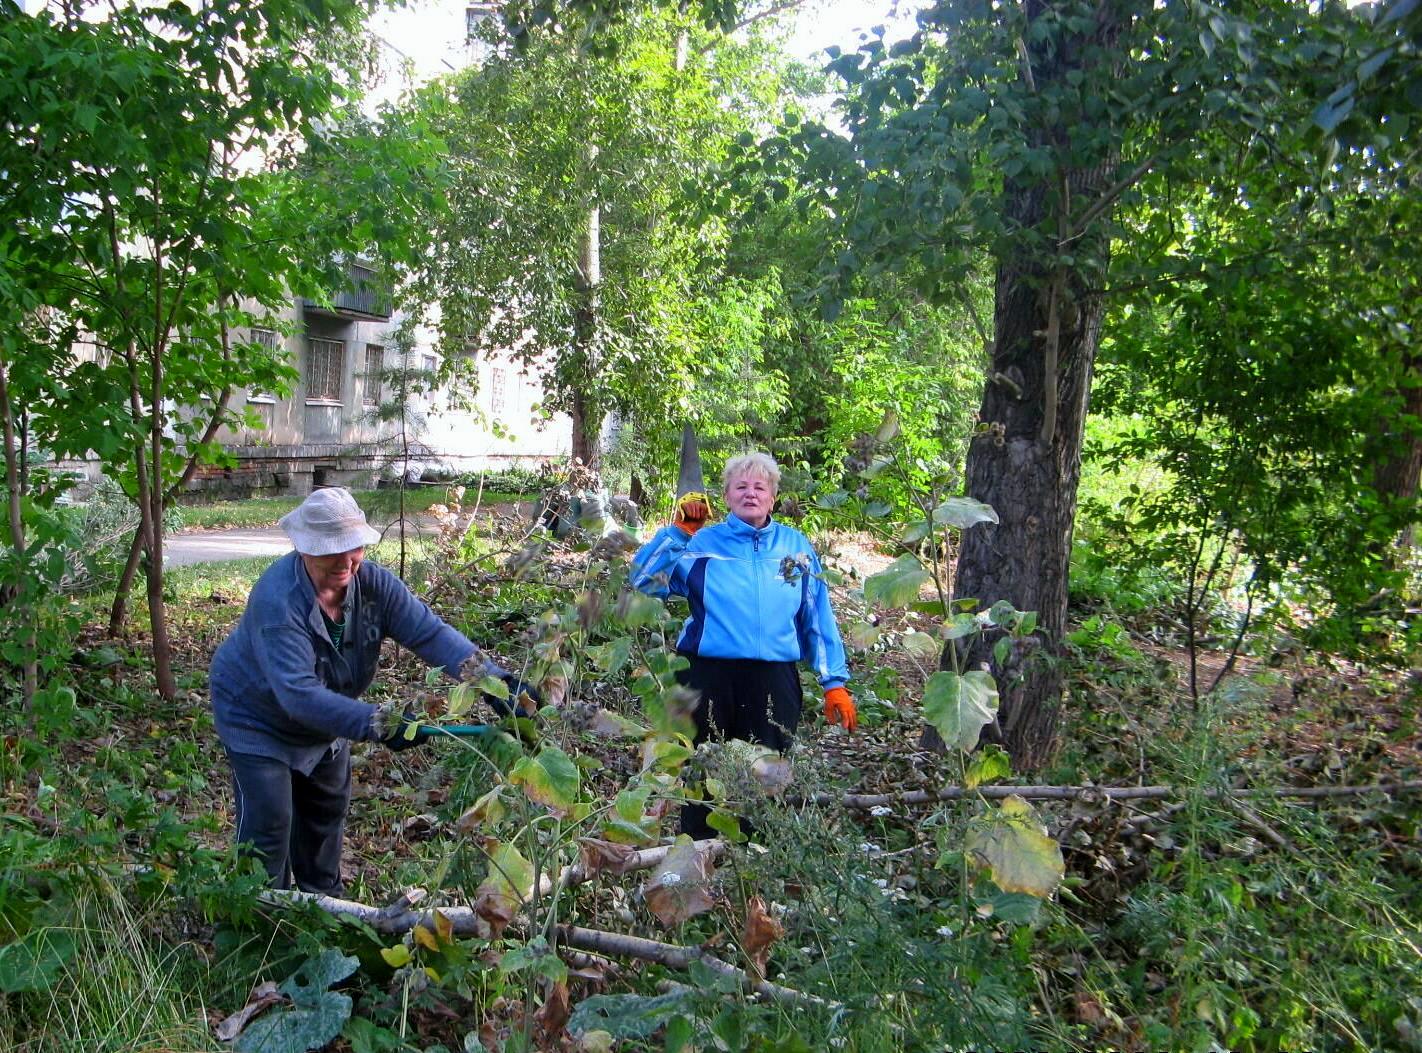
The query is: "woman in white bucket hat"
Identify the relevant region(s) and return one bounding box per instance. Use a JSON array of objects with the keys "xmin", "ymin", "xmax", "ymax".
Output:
[{"xmin": 209, "ymin": 486, "xmax": 538, "ymax": 894}]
